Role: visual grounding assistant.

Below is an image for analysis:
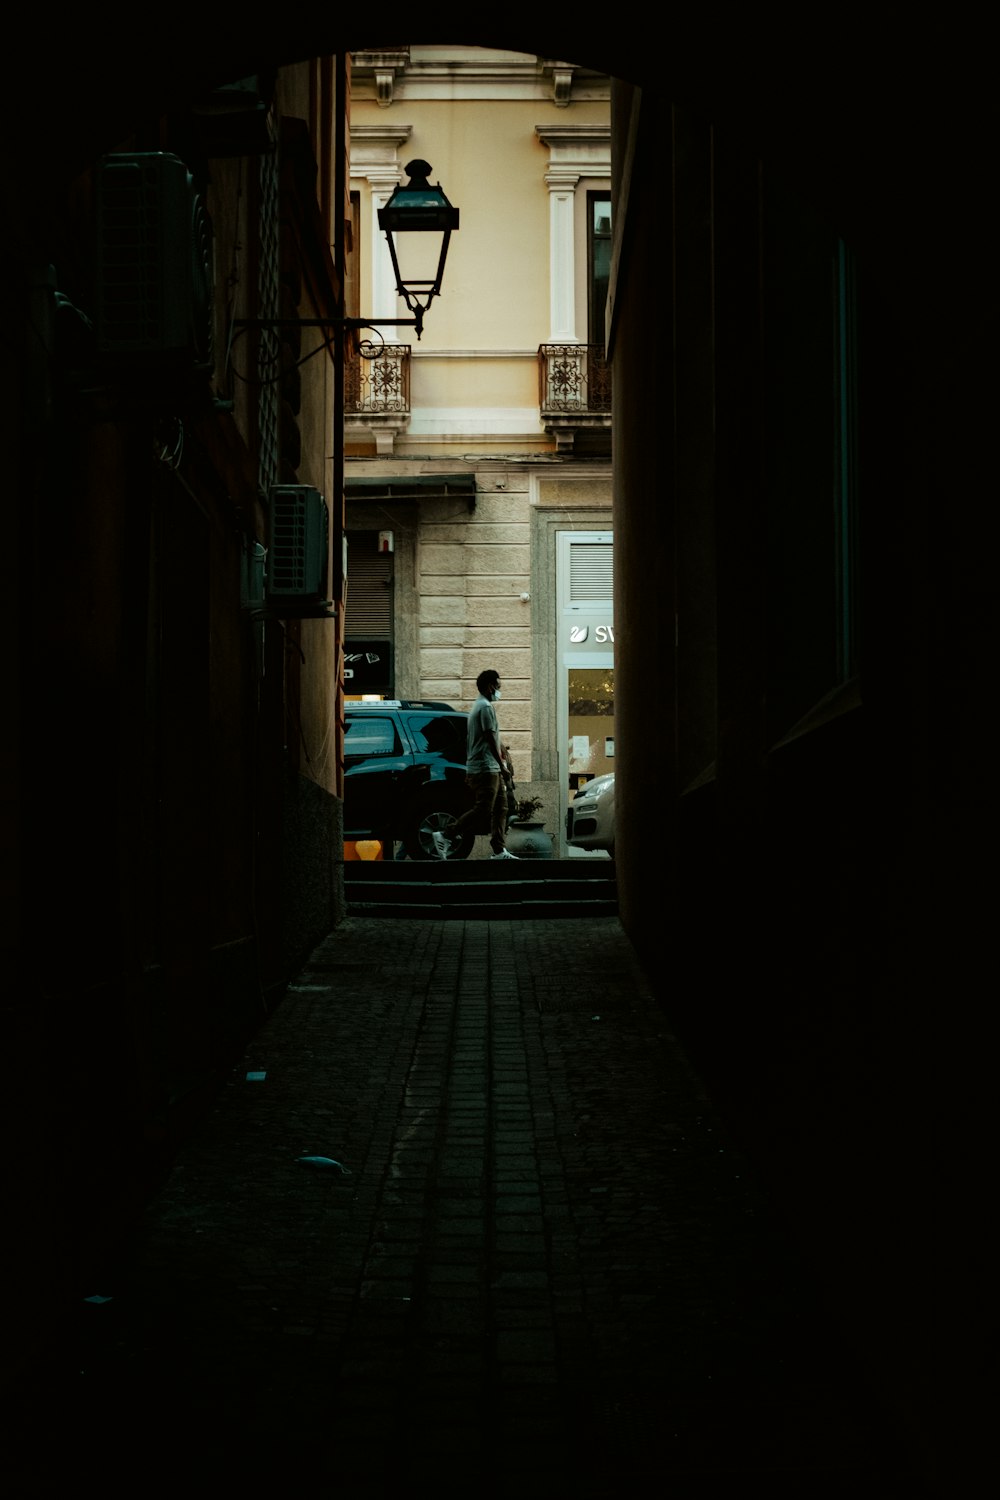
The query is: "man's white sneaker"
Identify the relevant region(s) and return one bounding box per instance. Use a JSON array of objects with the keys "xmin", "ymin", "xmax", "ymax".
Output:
[{"xmin": 491, "ymin": 848, "xmax": 519, "ymax": 859}]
